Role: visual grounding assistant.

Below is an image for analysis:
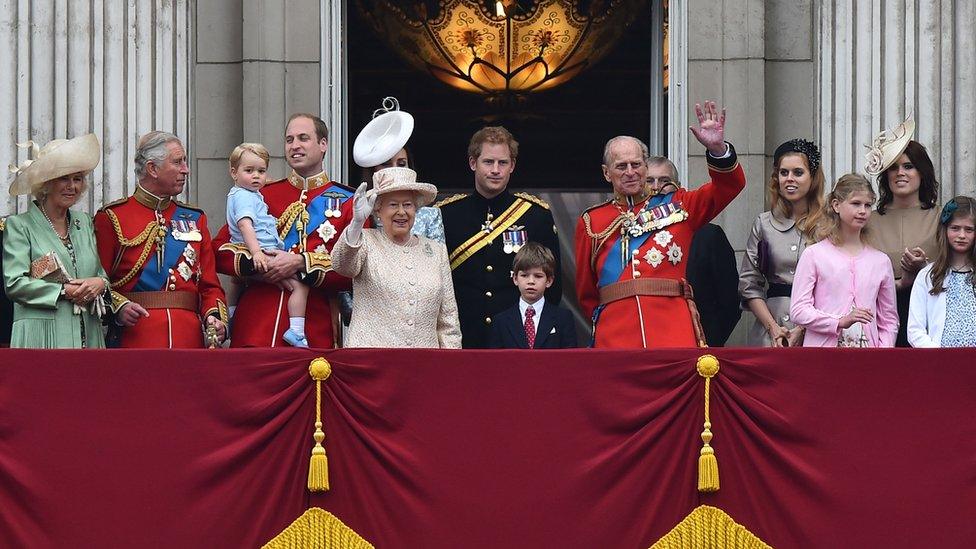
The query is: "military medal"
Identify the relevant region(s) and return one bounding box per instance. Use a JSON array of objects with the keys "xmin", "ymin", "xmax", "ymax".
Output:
[
  {"xmin": 316, "ymin": 220, "xmax": 337, "ymax": 243},
  {"xmin": 647, "ymin": 202, "xmax": 688, "ymax": 231},
  {"xmin": 502, "ymin": 225, "xmax": 527, "ymax": 254},
  {"xmin": 667, "ymin": 243, "xmax": 683, "ymax": 265},
  {"xmin": 324, "ymin": 196, "xmax": 342, "ymax": 218},
  {"xmin": 182, "ymin": 243, "xmax": 197, "ymax": 266},
  {"xmin": 481, "ymin": 212, "xmax": 494, "ymax": 234},
  {"xmin": 171, "ymin": 218, "xmax": 202, "ymax": 242},
  {"xmin": 177, "ymin": 262, "xmax": 193, "ymax": 281}
]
